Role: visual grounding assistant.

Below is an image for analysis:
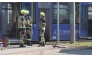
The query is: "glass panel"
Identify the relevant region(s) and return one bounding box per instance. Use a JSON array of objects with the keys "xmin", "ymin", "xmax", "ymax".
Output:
[
  {"xmin": 2, "ymin": 10, "xmax": 12, "ymax": 23},
  {"xmin": 22, "ymin": 3, "xmax": 36, "ymax": 24},
  {"xmin": 88, "ymin": 4, "xmax": 92, "ymax": 11},
  {"xmin": 9, "ymin": 10, "xmax": 12, "ymax": 22},
  {"xmin": 53, "ymin": 2, "xmax": 70, "ymax": 8},
  {"xmin": 53, "ymin": 8, "xmax": 70, "ymax": 24},
  {"xmin": 2, "ymin": 3, "xmax": 13, "ymax": 23},
  {"xmin": 33, "ymin": 2, "xmax": 36, "ymax": 24},
  {"xmin": 88, "ymin": 4, "xmax": 92, "ymax": 20},
  {"xmin": 81, "ymin": 6, "xmax": 87, "ymax": 30},
  {"xmin": 53, "ymin": 2, "xmax": 70, "ymax": 24},
  {"xmin": 88, "ymin": 12, "xmax": 92, "ymax": 20},
  {"xmin": 75, "ymin": 2, "xmax": 79, "ymax": 23},
  {"xmin": 22, "ymin": 3, "xmax": 31, "ymax": 15},
  {"xmin": 2, "ymin": 3, "xmax": 12, "ymax": 9},
  {"xmin": 2, "ymin": 10, "xmax": 5, "ymax": 22}
]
